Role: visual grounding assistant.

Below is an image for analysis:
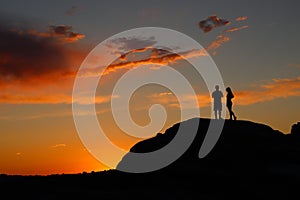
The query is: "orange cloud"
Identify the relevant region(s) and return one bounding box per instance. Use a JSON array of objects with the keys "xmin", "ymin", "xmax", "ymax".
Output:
[
  {"xmin": 236, "ymin": 16, "xmax": 248, "ymax": 21},
  {"xmin": 157, "ymin": 92, "xmax": 173, "ymax": 96},
  {"xmin": 93, "ymin": 49, "xmax": 208, "ymax": 76},
  {"xmin": 0, "ymin": 25, "xmax": 86, "ymax": 83},
  {"xmin": 86, "ymin": 34, "xmax": 233, "ymax": 77},
  {"xmin": 147, "ymin": 77, "xmax": 300, "ymax": 109},
  {"xmin": 119, "ymin": 47, "xmax": 153, "ymax": 61},
  {"xmin": 0, "ymin": 94, "xmax": 71, "ymax": 104},
  {"xmin": 148, "ymin": 92, "xmax": 211, "ymax": 109},
  {"xmin": 0, "ymin": 93, "xmax": 115, "ymax": 105},
  {"xmin": 205, "ymin": 35, "xmax": 230, "ymax": 51},
  {"xmin": 0, "ymin": 23, "xmax": 90, "ymax": 104},
  {"xmin": 52, "ymin": 144, "xmax": 67, "ymax": 148},
  {"xmin": 236, "ymin": 77, "xmax": 300, "ymax": 105},
  {"xmin": 96, "ymin": 32, "xmax": 235, "ymax": 77},
  {"xmin": 28, "ymin": 25, "xmax": 85, "ymax": 43},
  {"xmin": 222, "ymin": 25, "xmax": 249, "ymax": 33},
  {"xmin": 60, "ymin": 31, "xmax": 85, "ymax": 43},
  {"xmin": 0, "ymin": 19, "xmax": 244, "ymax": 105}
]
